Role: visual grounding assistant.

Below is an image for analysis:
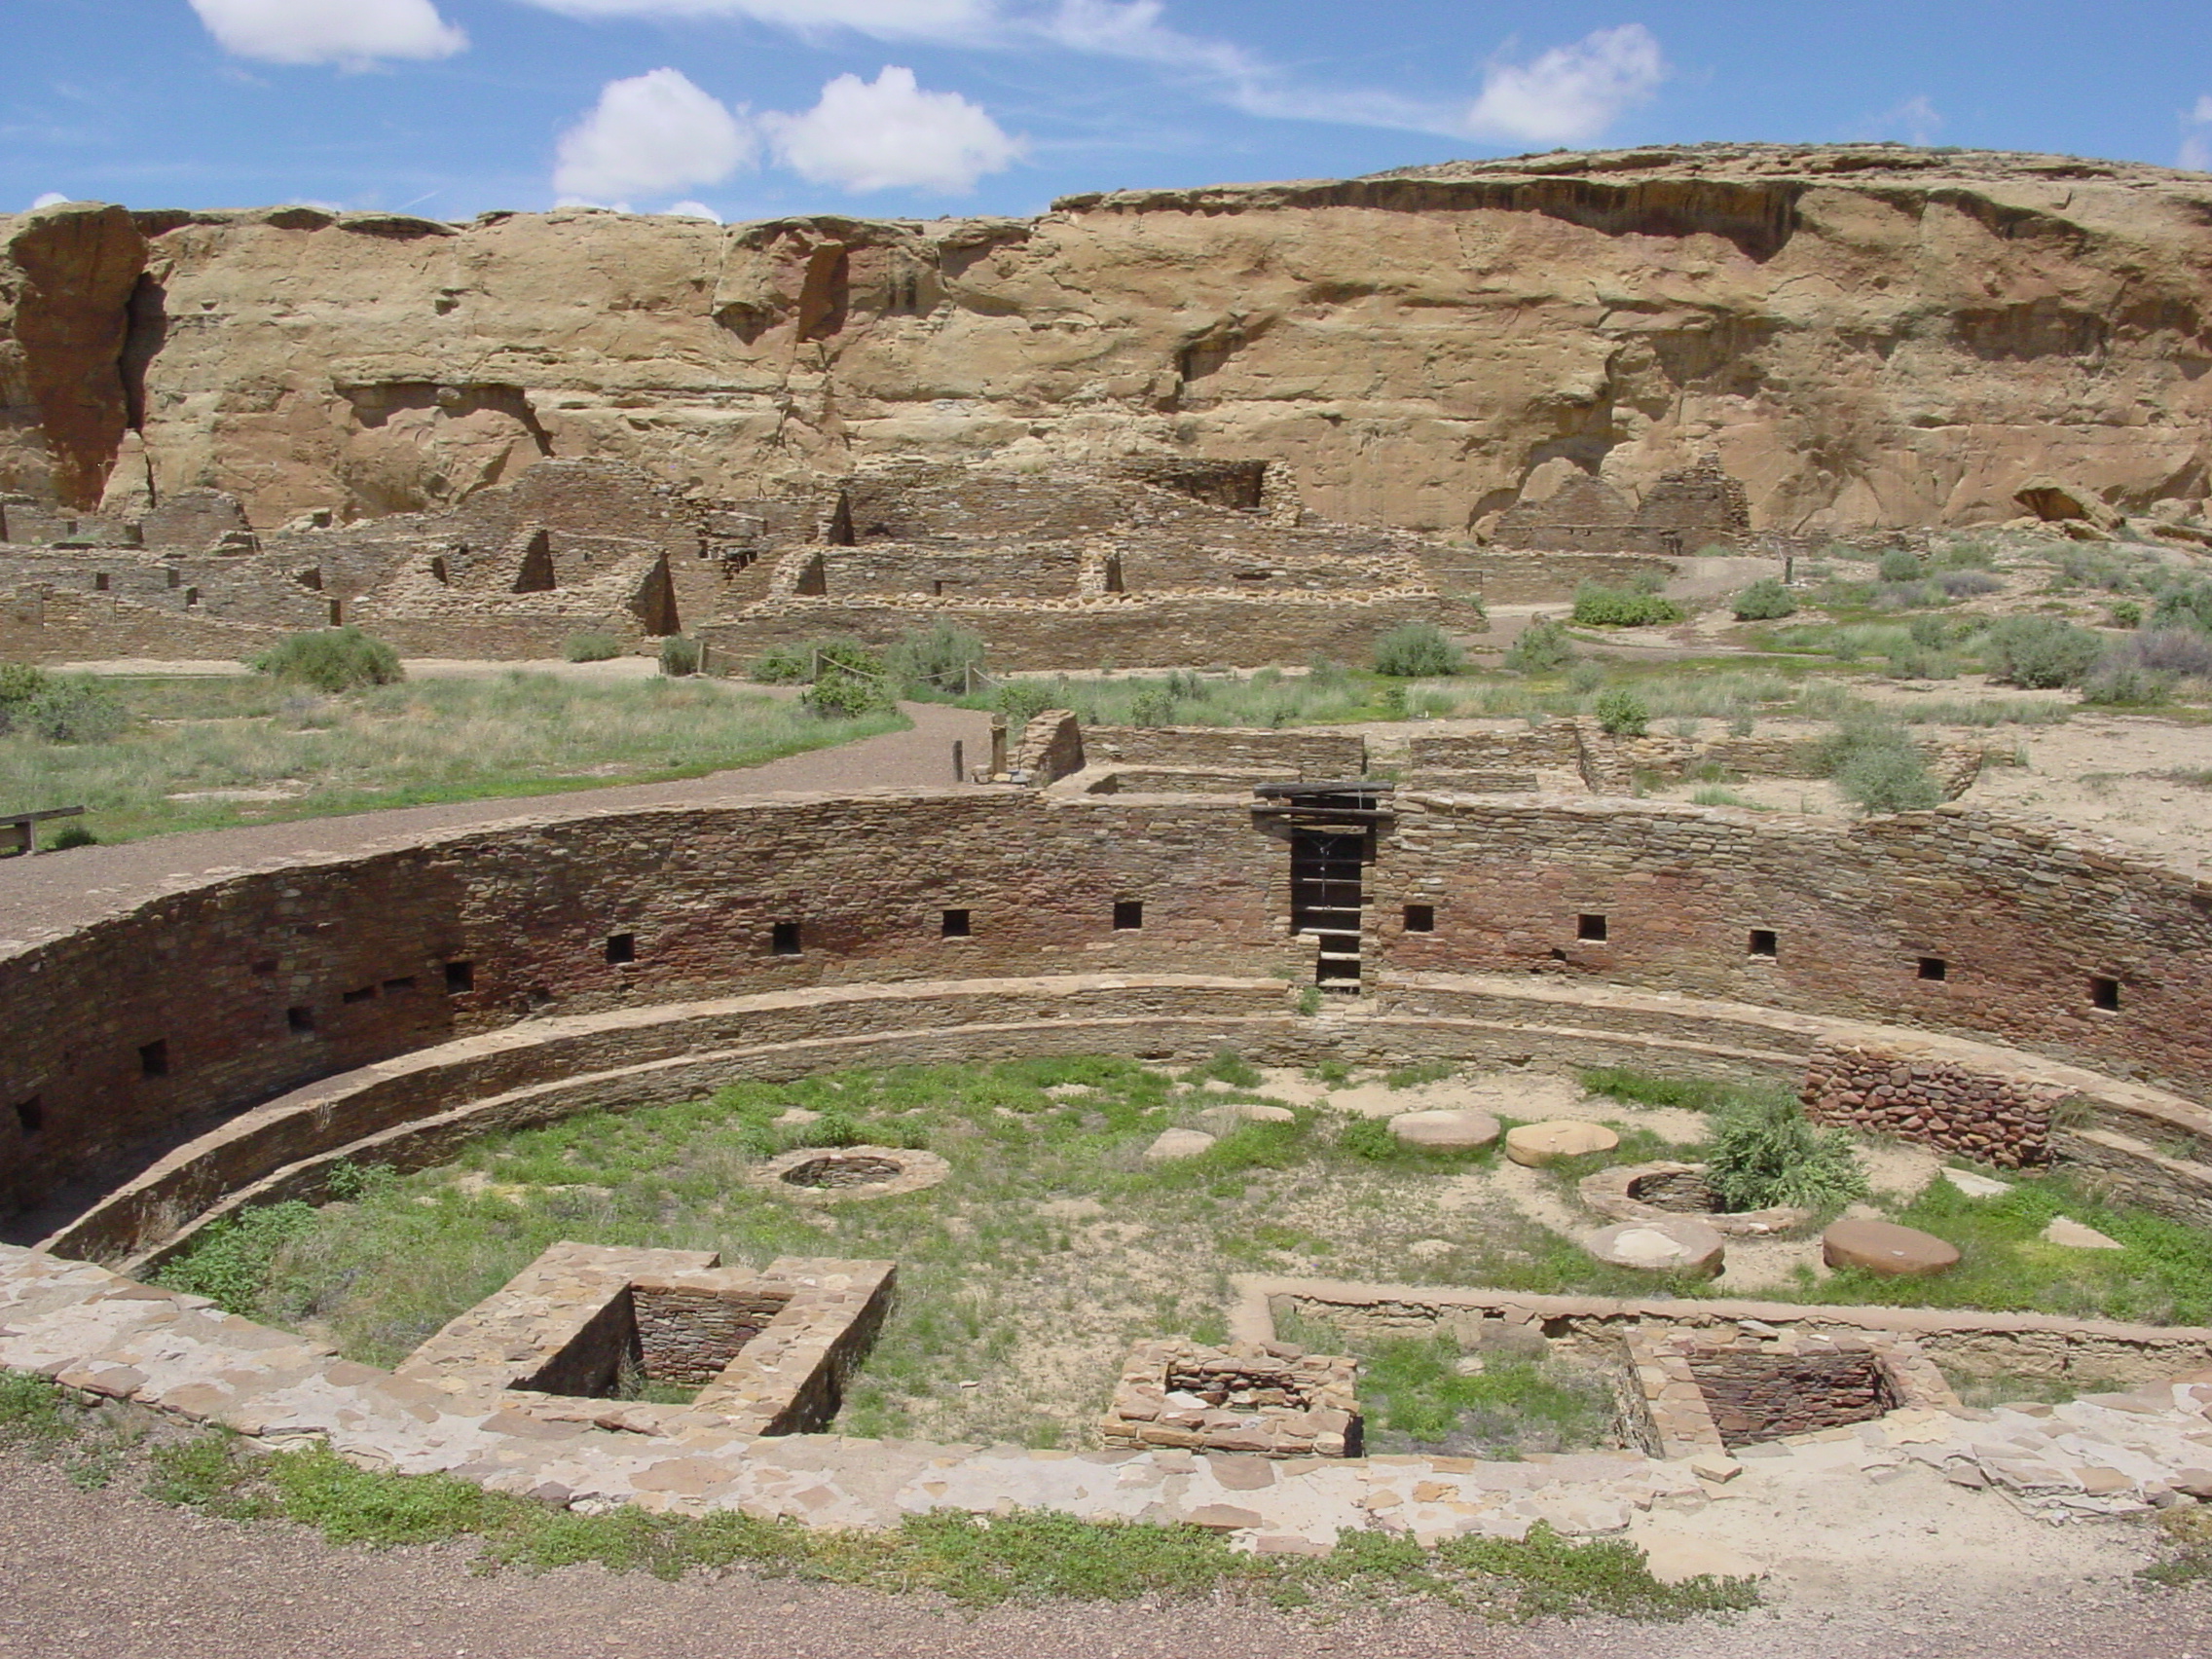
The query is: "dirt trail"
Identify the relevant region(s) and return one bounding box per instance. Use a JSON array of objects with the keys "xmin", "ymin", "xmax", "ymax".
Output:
[{"xmin": 0, "ymin": 699, "xmax": 993, "ymax": 940}]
